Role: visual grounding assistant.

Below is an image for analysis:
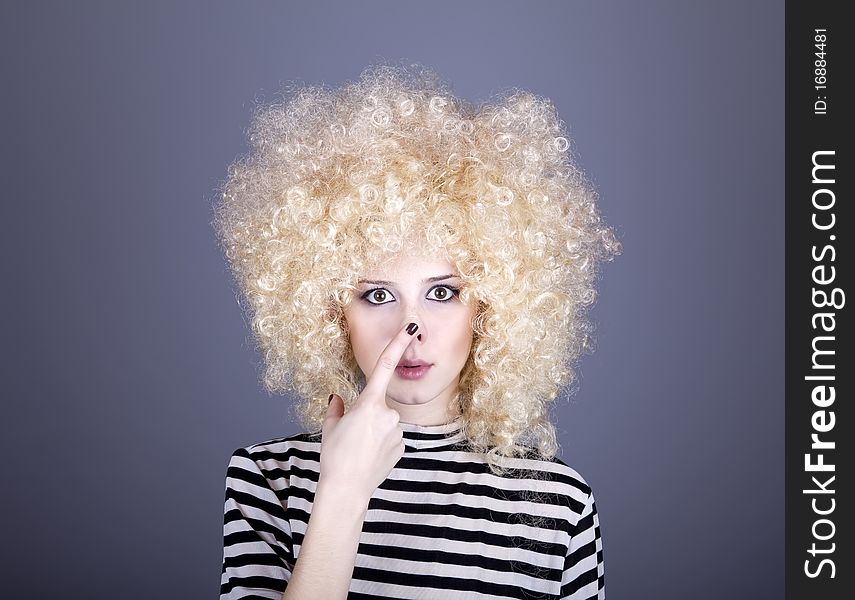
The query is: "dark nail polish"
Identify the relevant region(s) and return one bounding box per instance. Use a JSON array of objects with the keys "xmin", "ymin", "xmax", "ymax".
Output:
[
  {"xmin": 328, "ymin": 394, "xmax": 333, "ymax": 405},
  {"xmin": 406, "ymin": 322, "xmax": 418, "ymax": 335}
]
